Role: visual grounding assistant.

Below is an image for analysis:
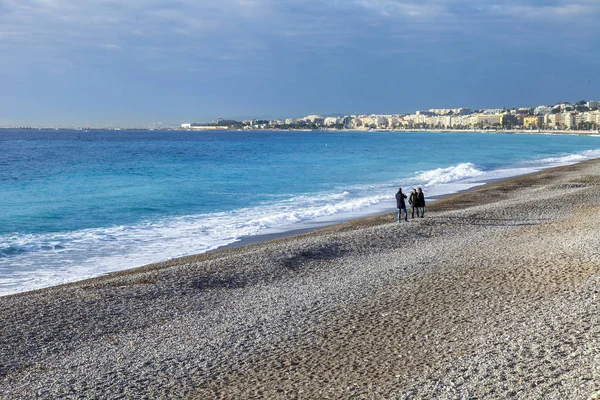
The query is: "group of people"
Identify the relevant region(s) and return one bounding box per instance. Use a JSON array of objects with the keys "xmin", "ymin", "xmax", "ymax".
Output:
[{"xmin": 395, "ymin": 187, "xmax": 425, "ymax": 222}]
